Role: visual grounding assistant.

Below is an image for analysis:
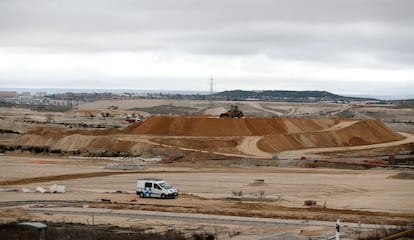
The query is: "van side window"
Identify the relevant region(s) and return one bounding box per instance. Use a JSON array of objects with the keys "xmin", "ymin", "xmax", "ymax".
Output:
[
  {"xmin": 154, "ymin": 184, "xmax": 161, "ymax": 190},
  {"xmin": 144, "ymin": 182, "xmax": 152, "ymax": 188}
]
